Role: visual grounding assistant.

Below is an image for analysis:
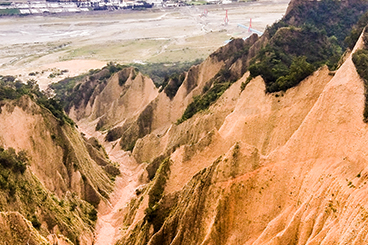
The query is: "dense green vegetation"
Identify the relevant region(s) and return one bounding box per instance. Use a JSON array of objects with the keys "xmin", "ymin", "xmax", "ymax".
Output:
[
  {"xmin": 246, "ymin": 0, "xmax": 368, "ymax": 93},
  {"xmin": 285, "ymin": 0, "xmax": 368, "ymax": 46},
  {"xmin": 0, "ymin": 76, "xmax": 74, "ymax": 126},
  {"xmin": 248, "ymin": 49, "xmax": 317, "ymax": 92},
  {"xmin": 247, "ymin": 24, "xmax": 342, "ymax": 92},
  {"xmin": 0, "ymin": 147, "xmax": 27, "ymax": 174},
  {"xmin": 0, "ymin": 77, "xmax": 41, "ymax": 101},
  {"xmin": 345, "ymin": 12, "xmax": 368, "ymax": 49}
]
